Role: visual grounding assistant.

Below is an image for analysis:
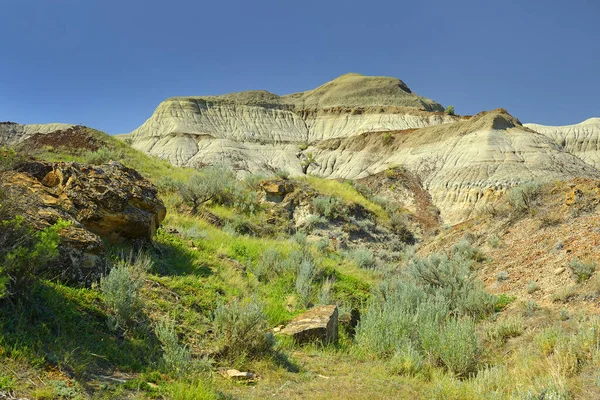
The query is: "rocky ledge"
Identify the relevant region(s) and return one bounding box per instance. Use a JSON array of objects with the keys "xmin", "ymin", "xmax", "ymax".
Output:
[{"xmin": 0, "ymin": 160, "xmax": 166, "ymax": 284}]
